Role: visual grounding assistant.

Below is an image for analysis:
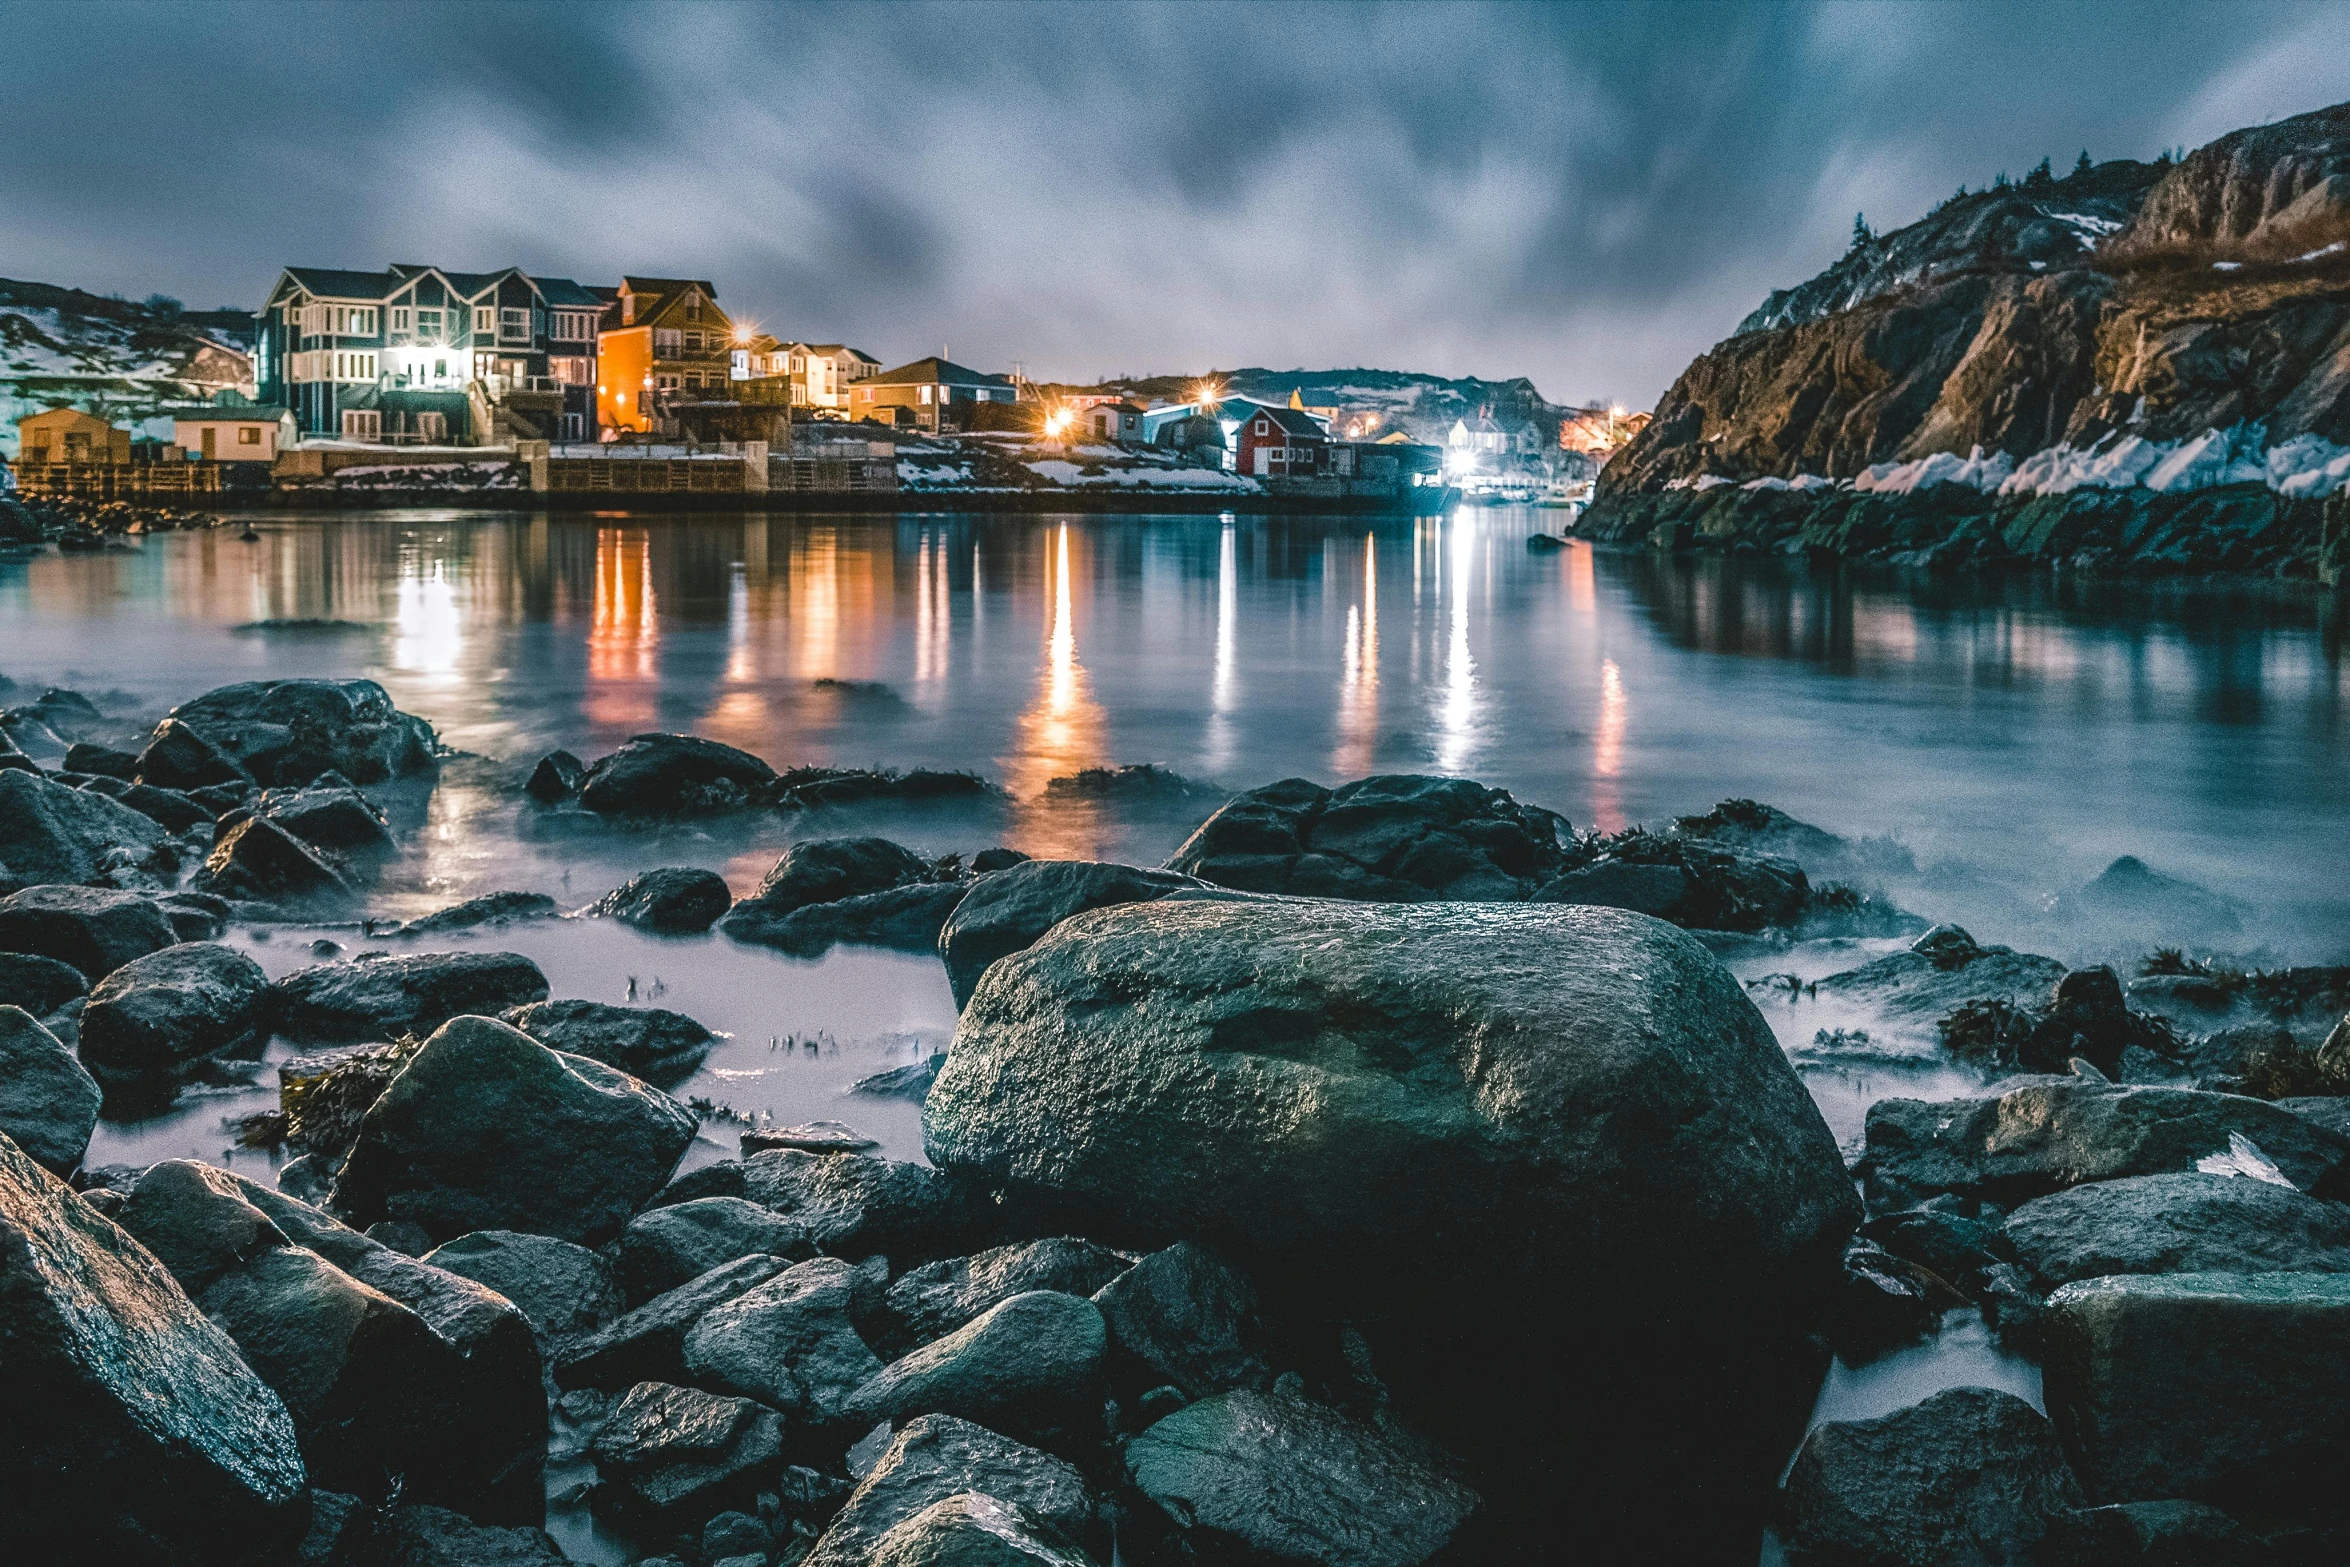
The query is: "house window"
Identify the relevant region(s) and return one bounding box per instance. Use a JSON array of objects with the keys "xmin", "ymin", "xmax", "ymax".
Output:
[
  {"xmin": 919, "ymin": 385, "xmax": 932, "ymax": 404},
  {"xmin": 500, "ymin": 307, "xmax": 530, "ymax": 340},
  {"xmin": 341, "ymin": 410, "xmax": 381, "ymax": 440},
  {"xmin": 656, "ymin": 374, "xmax": 680, "ymax": 390},
  {"xmin": 390, "ymin": 307, "xmax": 411, "ymax": 333},
  {"xmin": 1255, "ymin": 419, "xmax": 1268, "ymax": 435},
  {"xmin": 685, "ymin": 296, "xmax": 700, "ymax": 321},
  {"xmin": 414, "ymin": 308, "xmax": 443, "ymax": 340},
  {"xmin": 237, "ymin": 426, "xmax": 261, "ymax": 446},
  {"xmin": 654, "ymin": 329, "xmax": 683, "ymax": 354},
  {"xmin": 474, "ymin": 306, "xmax": 496, "ymax": 334},
  {"xmin": 683, "ymin": 330, "xmax": 703, "ymax": 351}
]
